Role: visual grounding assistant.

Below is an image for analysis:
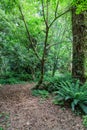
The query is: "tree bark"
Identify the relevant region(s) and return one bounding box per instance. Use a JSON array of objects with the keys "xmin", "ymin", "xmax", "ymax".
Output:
[
  {"xmin": 35, "ymin": 26, "xmax": 49, "ymax": 89},
  {"xmin": 72, "ymin": 8, "xmax": 87, "ymax": 83}
]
